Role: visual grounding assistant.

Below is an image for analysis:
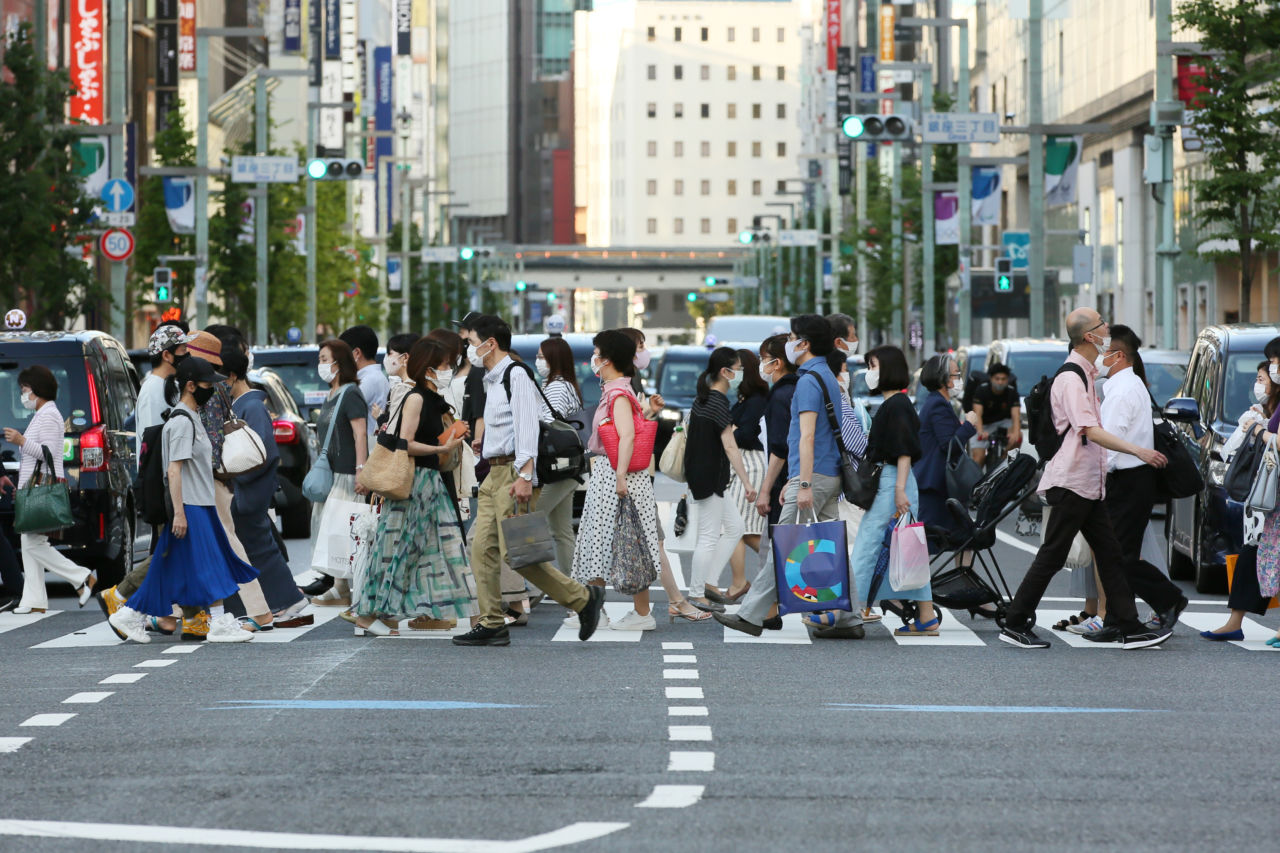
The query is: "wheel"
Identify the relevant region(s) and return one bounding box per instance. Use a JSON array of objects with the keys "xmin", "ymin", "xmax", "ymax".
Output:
[
  {"xmin": 1193, "ymin": 525, "xmax": 1228, "ymax": 594},
  {"xmin": 1166, "ymin": 501, "xmax": 1196, "ymax": 581},
  {"xmin": 93, "ymin": 510, "xmax": 133, "ymax": 588},
  {"xmin": 281, "ymin": 498, "xmax": 311, "ymax": 539}
]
